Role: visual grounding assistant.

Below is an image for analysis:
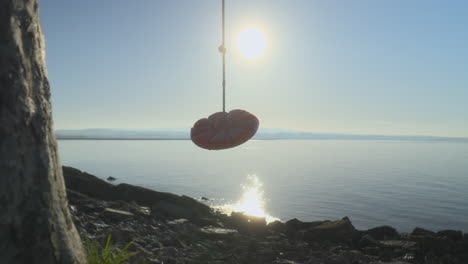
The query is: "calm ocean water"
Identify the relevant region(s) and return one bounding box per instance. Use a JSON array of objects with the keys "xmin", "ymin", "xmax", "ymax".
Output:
[{"xmin": 58, "ymin": 140, "xmax": 468, "ymax": 232}]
